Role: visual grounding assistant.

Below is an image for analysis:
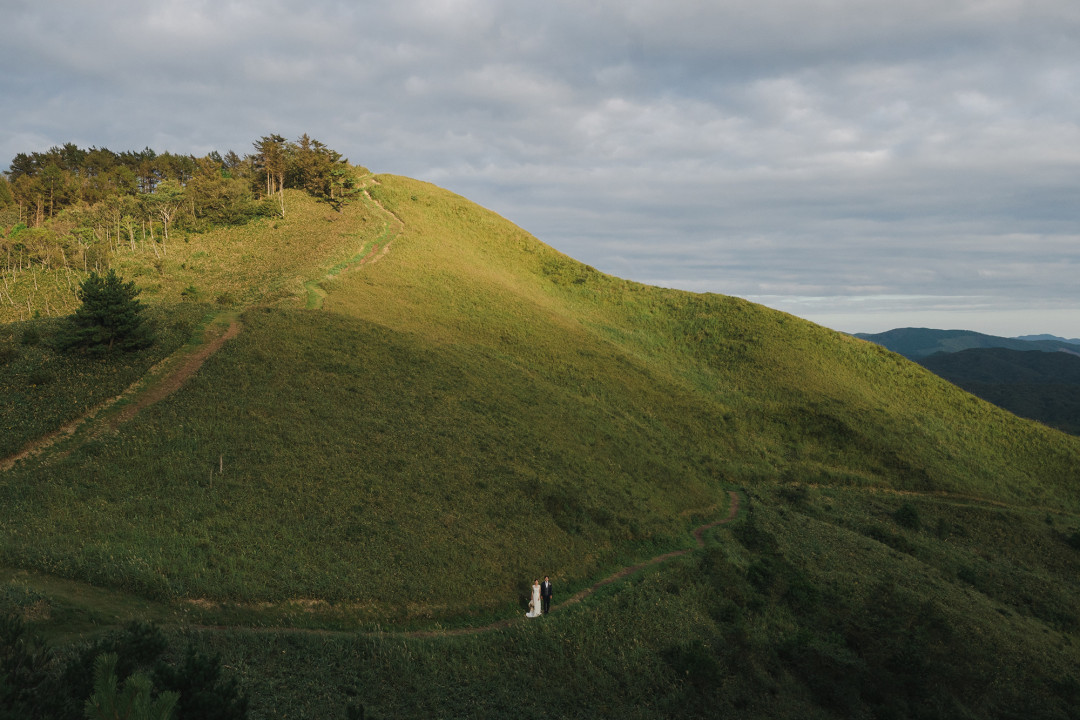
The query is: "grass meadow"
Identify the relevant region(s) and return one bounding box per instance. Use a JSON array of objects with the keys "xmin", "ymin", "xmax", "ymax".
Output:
[
  {"xmin": 2, "ymin": 172, "xmax": 1080, "ymax": 718},
  {"xmin": 35, "ymin": 485, "xmax": 1072, "ymax": 719}
]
